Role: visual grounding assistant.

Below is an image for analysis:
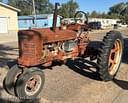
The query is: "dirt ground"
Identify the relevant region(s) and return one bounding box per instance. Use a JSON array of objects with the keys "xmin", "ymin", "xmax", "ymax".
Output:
[{"xmin": 0, "ymin": 28, "xmax": 128, "ymax": 103}]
